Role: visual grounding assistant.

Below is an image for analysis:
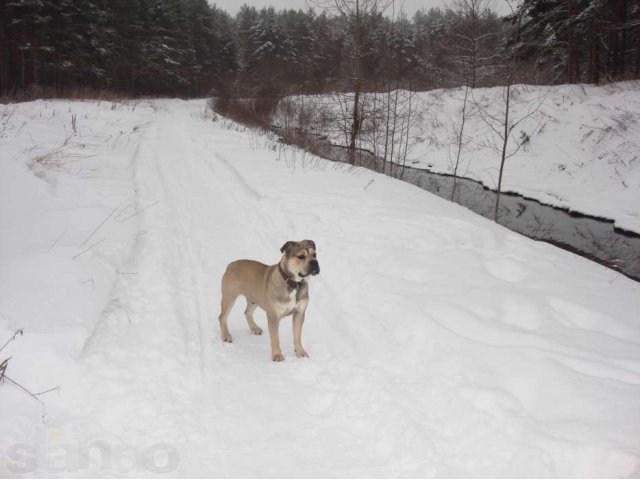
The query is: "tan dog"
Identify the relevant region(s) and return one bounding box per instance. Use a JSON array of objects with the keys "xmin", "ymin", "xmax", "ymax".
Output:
[{"xmin": 218, "ymin": 240, "xmax": 320, "ymax": 361}]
